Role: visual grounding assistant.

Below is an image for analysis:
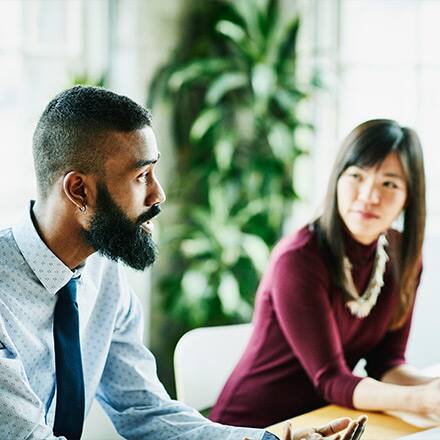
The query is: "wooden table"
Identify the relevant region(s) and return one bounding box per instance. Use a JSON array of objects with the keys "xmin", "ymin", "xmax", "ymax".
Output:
[{"xmin": 267, "ymin": 405, "xmax": 424, "ymax": 439}]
